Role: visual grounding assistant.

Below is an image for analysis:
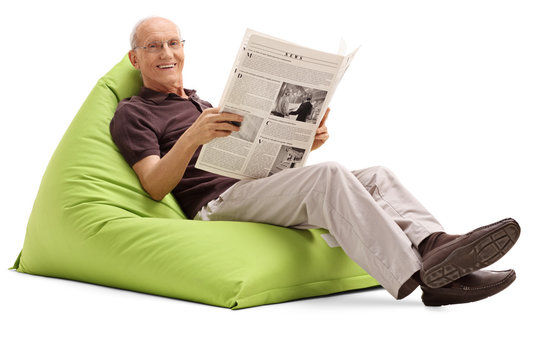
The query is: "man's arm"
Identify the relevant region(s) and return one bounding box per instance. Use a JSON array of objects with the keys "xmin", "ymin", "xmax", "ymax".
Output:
[
  {"xmin": 288, "ymin": 105, "xmax": 301, "ymax": 116},
  {"xmin": 132, "ymin": 108, "xmax": 243, "ymax": 201}
]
